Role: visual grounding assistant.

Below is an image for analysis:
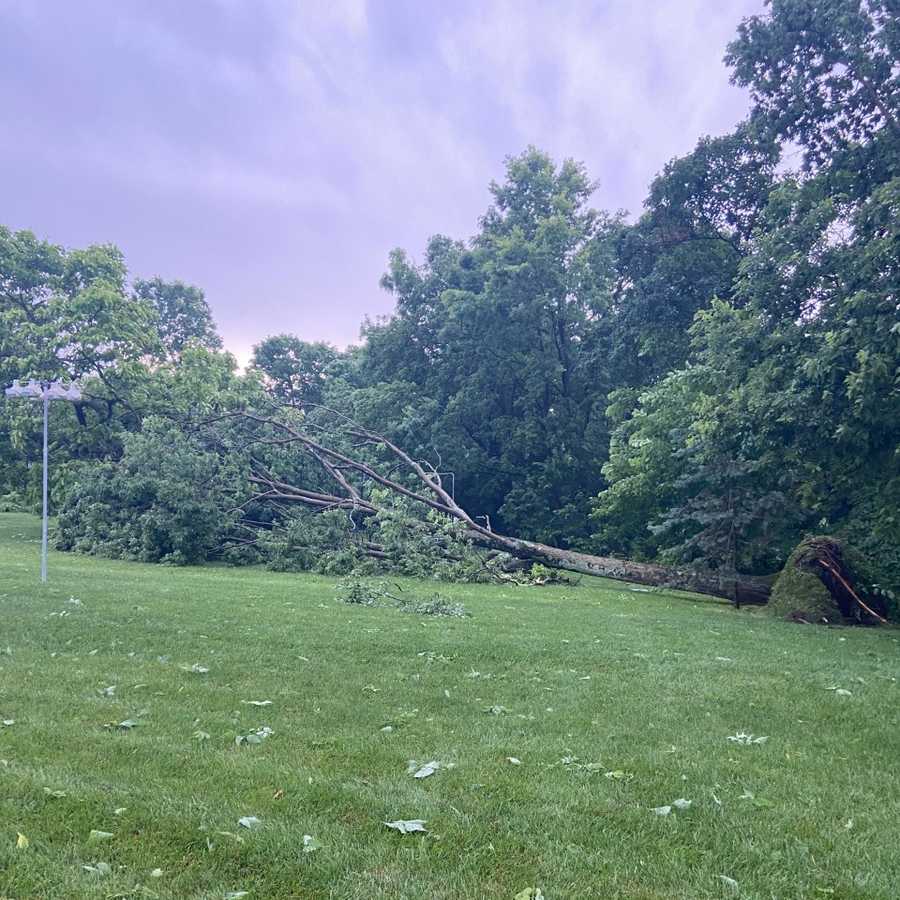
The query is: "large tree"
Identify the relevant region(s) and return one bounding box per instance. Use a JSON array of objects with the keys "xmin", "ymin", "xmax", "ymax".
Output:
[
  {"xmin": 360, "ymin": 148, "xmax": 619, "ymax": 546},
  {"xmin": 595, "ymin": 143, "xmax": 900, "ymax": 585}
]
